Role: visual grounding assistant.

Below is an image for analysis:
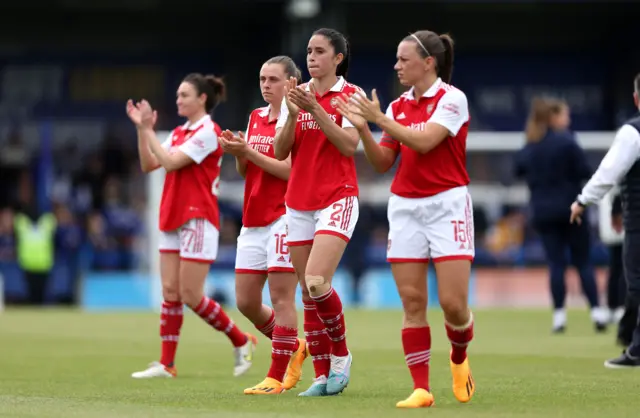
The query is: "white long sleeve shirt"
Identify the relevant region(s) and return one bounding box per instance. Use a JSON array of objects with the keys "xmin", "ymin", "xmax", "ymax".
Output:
[
  {"xmin": 578, "ymin": 124, "xmax": 640, "ymax": 205},
  {"xmin": 599, "ymin": 187, "xmax": 624, "ymax": 244}
]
